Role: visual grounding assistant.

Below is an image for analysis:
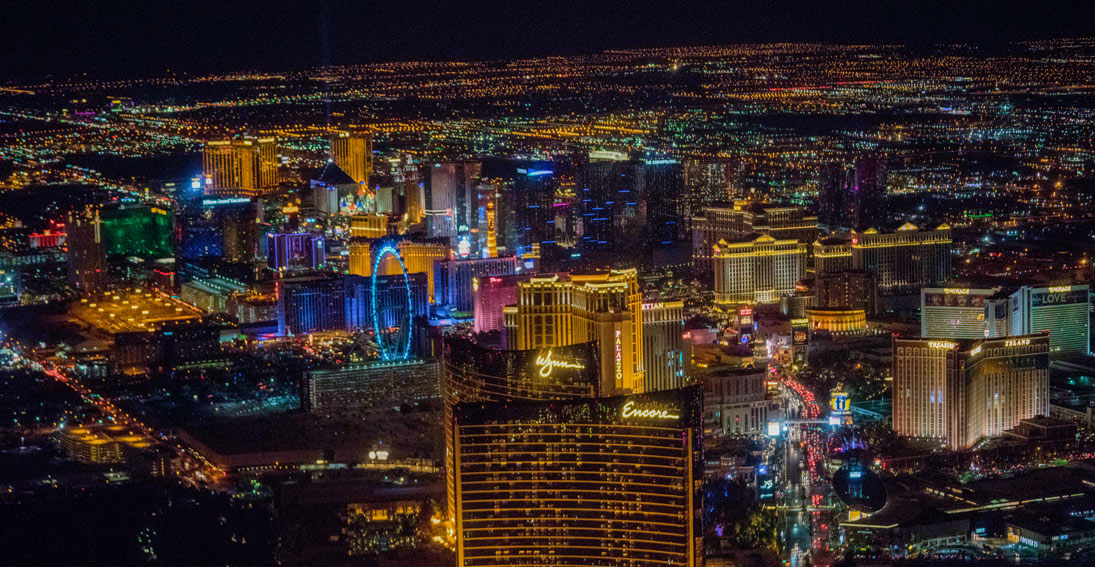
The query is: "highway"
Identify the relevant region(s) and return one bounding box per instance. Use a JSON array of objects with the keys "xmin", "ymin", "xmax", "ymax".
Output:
[{"xmin": 1, "ymin": 330, "xmax": 224, "ymax": 486}]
